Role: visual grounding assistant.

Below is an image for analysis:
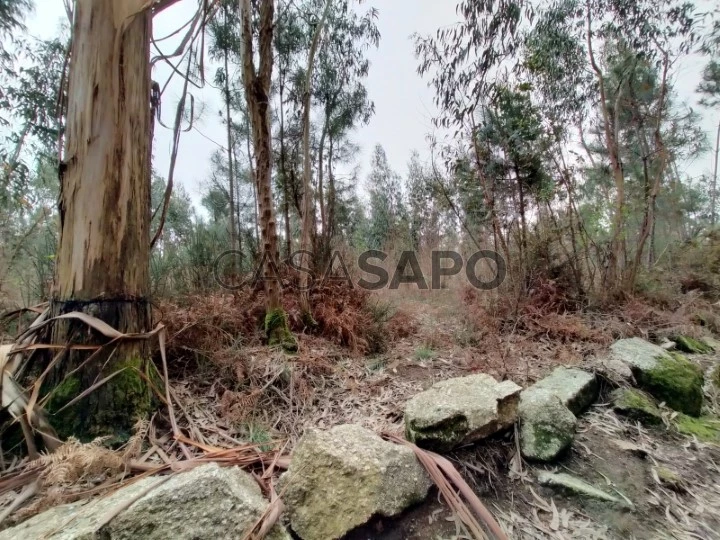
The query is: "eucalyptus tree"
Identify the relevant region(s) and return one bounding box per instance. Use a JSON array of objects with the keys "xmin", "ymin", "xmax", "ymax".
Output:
[
  {"xmin": 39, "ymin": 0, "xmax": 157, "ymax": 437},
  {"xmin": 367, "ymin": 145, "xmax": 408, "ymax": 250},
  {"xmin": 1, "ymin": 35, "xmax": 66, "ymax": 210},
  {"xmin": 298, "ymin": 0, "xmax": 332, "ymax": 319},
  {"xmin": 698, "ymin": 52, "xmax": 720, "ymax": 226},
  {"xmin": 239, "ymin": 0, "xmax": 297, "ymax": 350},
  {"xmin": 414, "ymin": 0, "xmax": 533, "ymax": 275},
  {"xmin": 416, "ymin": 0, "xmax": 702, "ymax": 294},
  {"xmin": 208, "ymin": 0, "xmax": 242, "ymax": 264},
  {"xmin": 312, "ymin": 0, "xmax": 378, "ymax": 257},
  {"xmin": 0, "ymin": 0, "xmax": 33, "ymax": 78},
  {"xmin": 36, "ymin": 0, "xmax": 221, "ymax": 438},
  {"xmin": 274, "ymin": 0, "xmax": 378, "ymax": 294}
]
